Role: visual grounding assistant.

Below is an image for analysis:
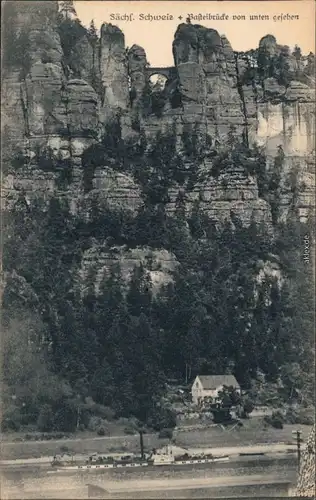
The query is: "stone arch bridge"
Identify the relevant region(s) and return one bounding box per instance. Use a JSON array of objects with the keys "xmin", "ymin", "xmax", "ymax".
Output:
[{"xmin": 145, "ymin": 66, "xmax": 176, "ymax": 80}]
